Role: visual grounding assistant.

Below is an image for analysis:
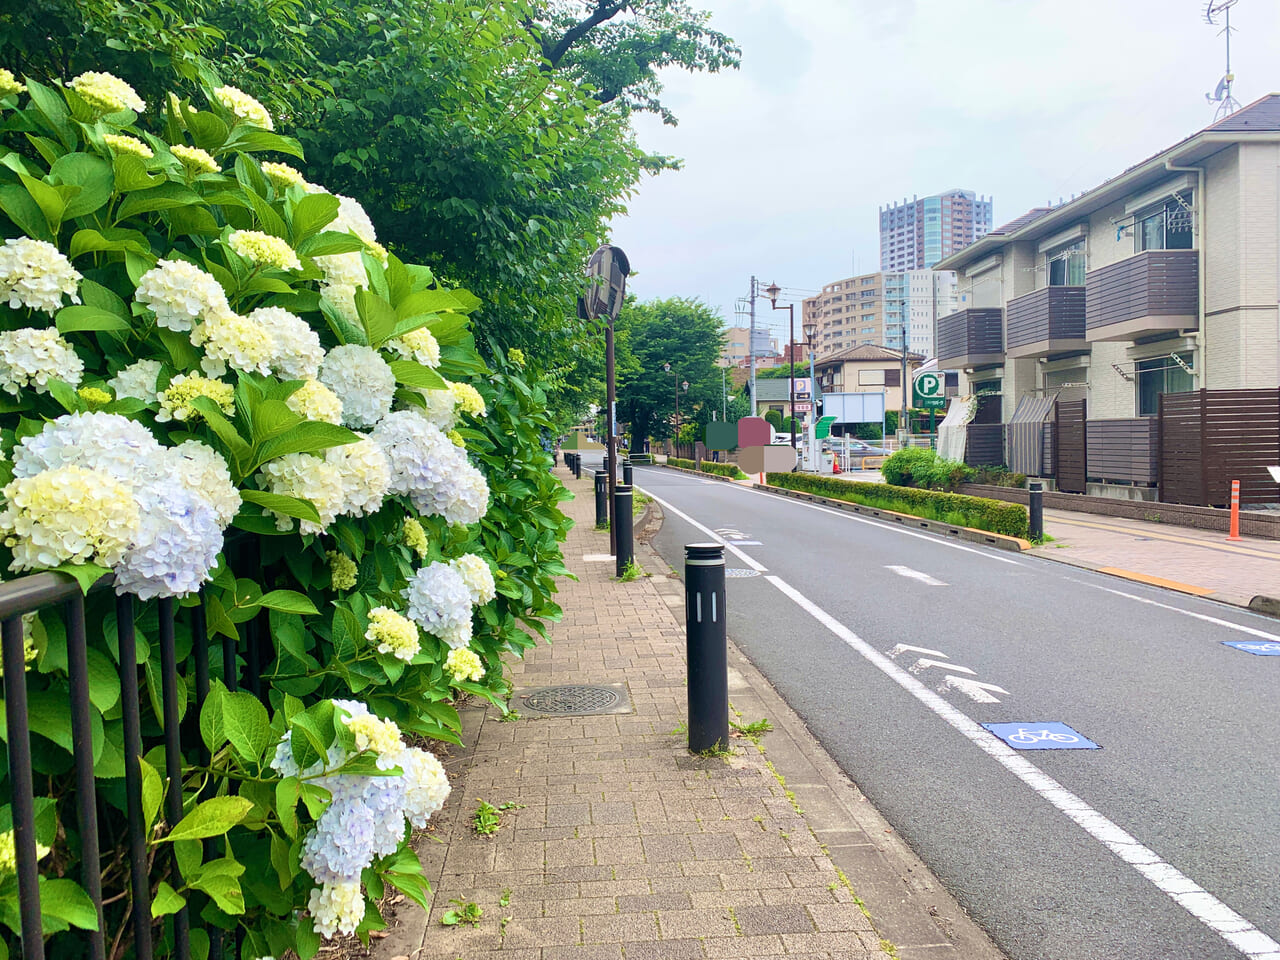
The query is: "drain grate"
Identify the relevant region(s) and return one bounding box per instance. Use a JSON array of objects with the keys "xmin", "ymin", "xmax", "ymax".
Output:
[
  {"xmin": 725, "ymin": 568, "xmax": 761, "ymax": 578},
  {"xmin": 514, "ymin": 683, "xmax": 632, "ymax": 716}
]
